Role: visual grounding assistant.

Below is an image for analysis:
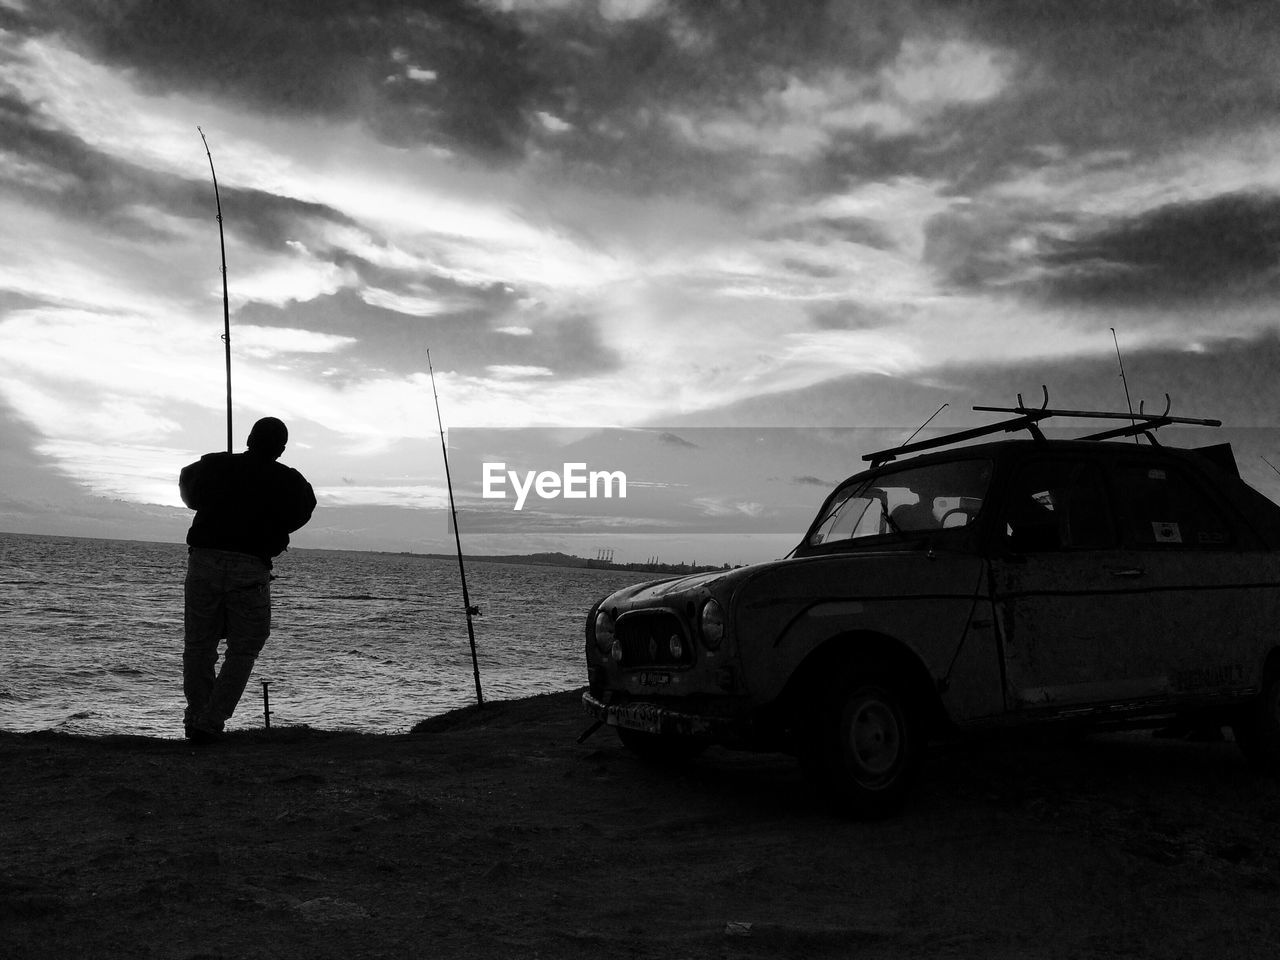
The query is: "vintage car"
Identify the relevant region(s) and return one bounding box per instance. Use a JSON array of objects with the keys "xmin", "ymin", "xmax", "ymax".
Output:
[{"xmin": 582, "ymin": 396, "xmax": 1280, "ymax": 817}]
